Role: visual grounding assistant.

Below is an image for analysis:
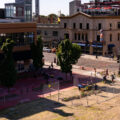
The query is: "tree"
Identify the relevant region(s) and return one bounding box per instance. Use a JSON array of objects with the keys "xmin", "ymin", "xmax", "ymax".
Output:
[
  {"xmin": 31, "ymin": 36, "xmax": 44, "ymax": 70},
  {"xmin": 0, "ymin": 38, "xmax": 17, "ymax": 92},
  {"xmin": 57, "ymin": 39, "xmax": 81, "ymax": 80},
  {"xmin": 60, "ymin": 14, "xmax": 65, "ymax": 17},
  {"xmin": 48, "ymin": 14, "xmax": 58, "ymax": 23}
]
